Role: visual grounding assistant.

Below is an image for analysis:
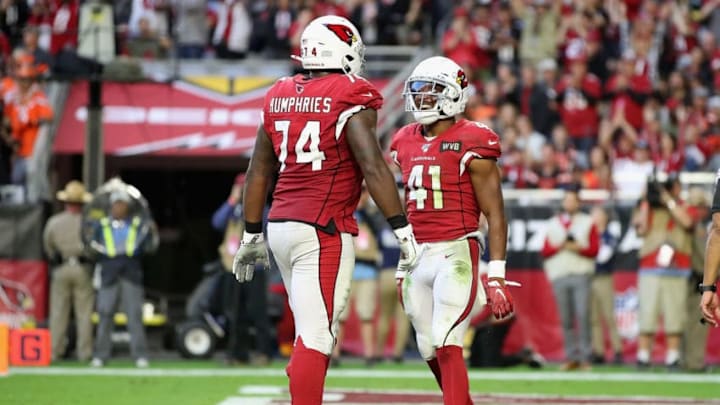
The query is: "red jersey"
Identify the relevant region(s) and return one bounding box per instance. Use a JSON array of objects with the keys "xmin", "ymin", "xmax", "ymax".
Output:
[
  {"xmin": 555, "ymin": 74, "xmax": 602, "ymax": 138},
  {"xmin": 390, "ymin": 119, "xmax": 501, "ymax": 243},
  {"xmin": 606, "ymin": 73, "xmax": 651, "ymax": 130},
  {"xmin": 264, "ymin": 73, "xmax": 383, "ymax": 235},
  {"xmin": 50, "ymin": 1, "xmax": 79, "ymax": 55}
]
